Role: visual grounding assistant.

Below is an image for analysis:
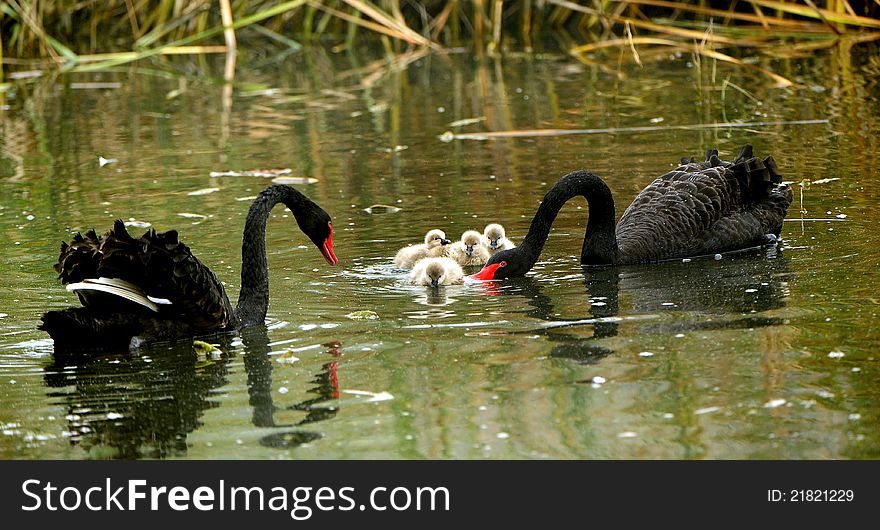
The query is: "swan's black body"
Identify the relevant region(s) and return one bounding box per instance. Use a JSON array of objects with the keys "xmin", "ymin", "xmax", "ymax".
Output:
[
  {"xmin": 469, "ymin": 145, "xmax": 792, "ymax": 280},
  {"xmin": 40, "ymin": 185, "xmax": 338, "ymax": 351}
]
